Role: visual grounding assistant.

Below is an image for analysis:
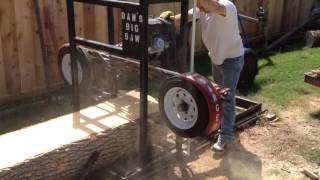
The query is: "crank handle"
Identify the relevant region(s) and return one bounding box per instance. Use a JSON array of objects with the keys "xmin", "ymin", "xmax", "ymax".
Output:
[
  {"xmin": 219, "ymin": 88, "xmax": 230, "ymax": 97},
  {"xmin": 219, "ymin": 88, "xmax": 231, "ymax": 102}
]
